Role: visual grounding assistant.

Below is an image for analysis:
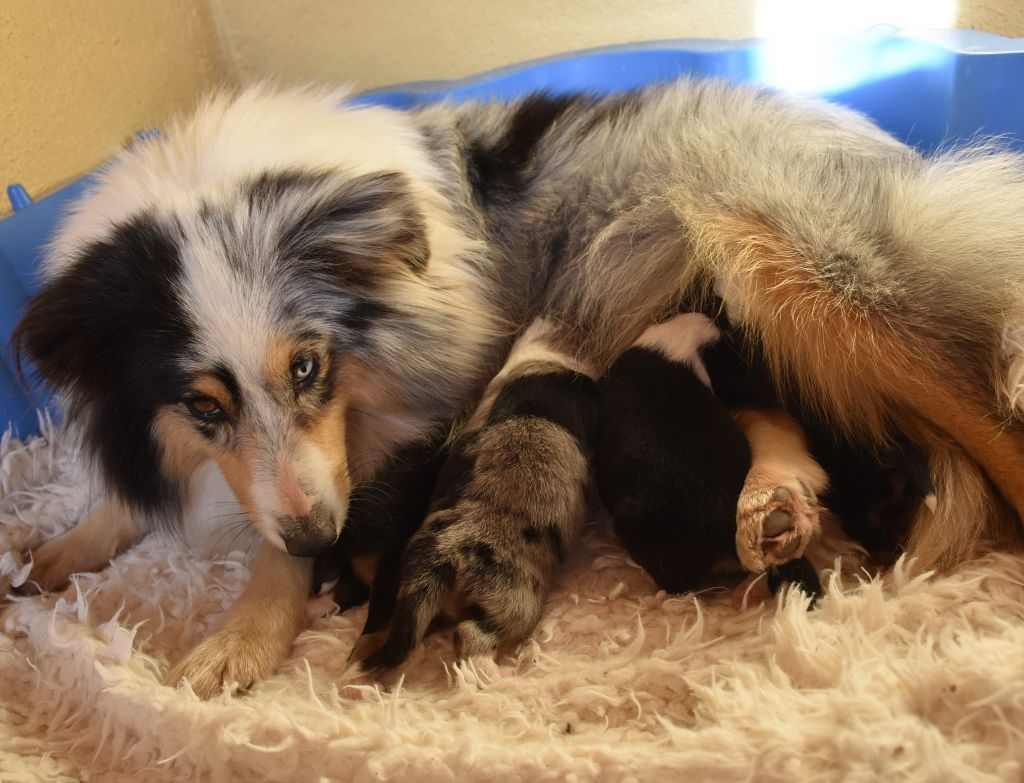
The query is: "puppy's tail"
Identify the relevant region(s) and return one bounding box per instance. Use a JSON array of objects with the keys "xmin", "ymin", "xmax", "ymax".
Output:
[{"xmin": 356, "ymin": 564, "xmax": 452, "ymax": 676}]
